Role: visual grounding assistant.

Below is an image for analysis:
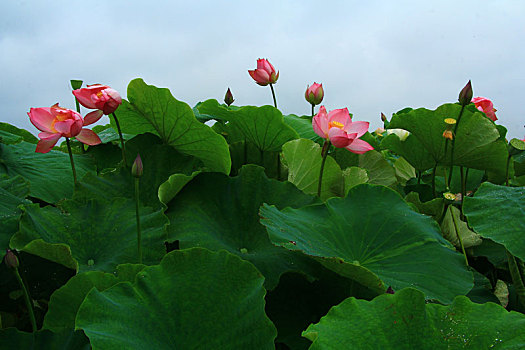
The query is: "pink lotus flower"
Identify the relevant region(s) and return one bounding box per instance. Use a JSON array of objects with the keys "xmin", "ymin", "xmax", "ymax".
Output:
[
  {"xmin": 248, "ymin": 59, "xmax": 279, "ymax": 86},
  {"xmin": 305, "ymin": 83, "xmax": 324, "ymax": 106},
  {"xmin": 28, "ymin": 103, "xmax": 101, "ymax": 153},
  {"xmin": 312, "ymin": 106, "xmax": 374, "ymax": 154},
  {"xmin": 73, "ymin": 84, "xmax": 122, "ymax": 116},
  {"xmin": 471, "ymin": 97, "xmax": 497, "ymax": 121}
]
